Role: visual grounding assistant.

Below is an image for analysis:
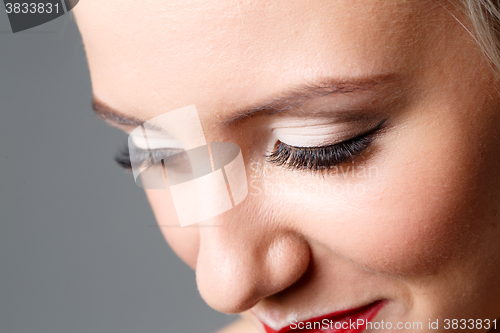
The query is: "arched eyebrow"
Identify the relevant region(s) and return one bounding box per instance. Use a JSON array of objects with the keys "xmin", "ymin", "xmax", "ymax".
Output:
[
  {"xmin": 92, "ymin": 74, "xmax": 398, "ymax": 127},
  {"xmin": 92, "ymin": 99, "xmax": 145, "ymax": 127}
]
